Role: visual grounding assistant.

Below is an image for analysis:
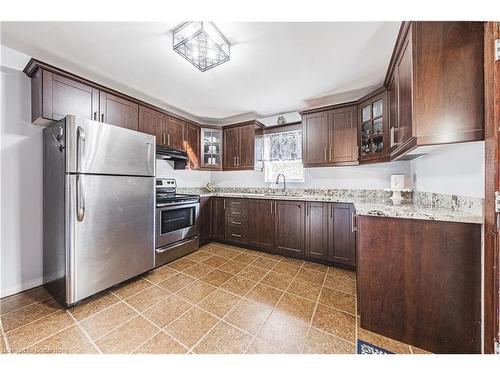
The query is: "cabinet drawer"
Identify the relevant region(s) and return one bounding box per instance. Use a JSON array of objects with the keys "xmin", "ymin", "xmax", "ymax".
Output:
[
  {"xmin": 226, "ymin": 216, "xmax": 248, "ymax": 226},
  {"xmin": 225, "ymin": 224, "xmax": 248, "ymax": 244},
  {"xmin": 225, "ymin": 199, "xmax": 248, "ymax": 217}
]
